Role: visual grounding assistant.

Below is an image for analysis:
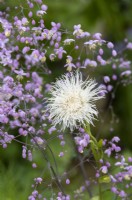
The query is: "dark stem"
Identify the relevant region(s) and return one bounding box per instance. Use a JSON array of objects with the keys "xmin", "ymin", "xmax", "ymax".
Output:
[
  {"xmin": 29, "ymin": 133, "xmax": 66, "ymax": 195},
  {"xmin": 77, "ymin": 153, "xmax": 93, "ymax": 198},
  {"xmin": 72, "ymin": 134, "xmax": 93, "ymax": 198}
]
